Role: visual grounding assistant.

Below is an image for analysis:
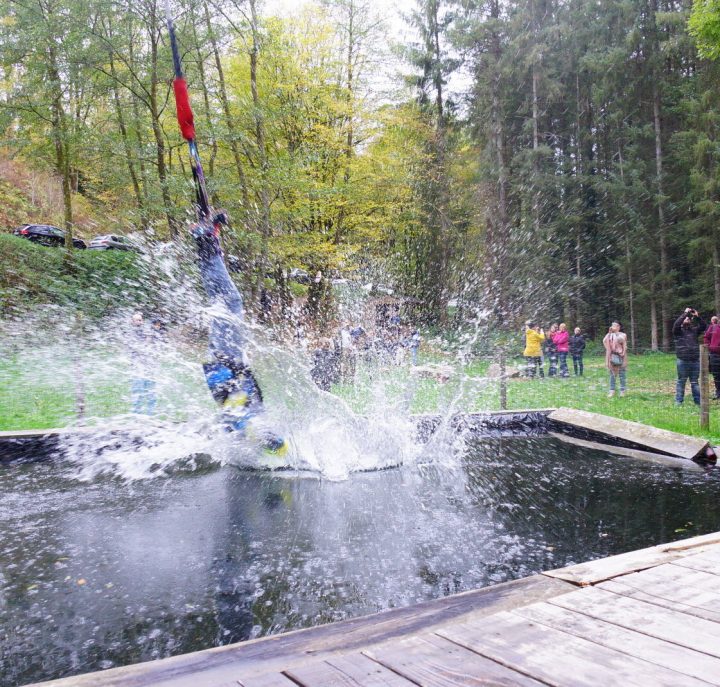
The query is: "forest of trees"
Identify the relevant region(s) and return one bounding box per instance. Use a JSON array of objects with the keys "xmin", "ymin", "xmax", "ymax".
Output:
[{"xmin": 2, "ymin": 0, "xmax": 720, "ymax": 350}]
